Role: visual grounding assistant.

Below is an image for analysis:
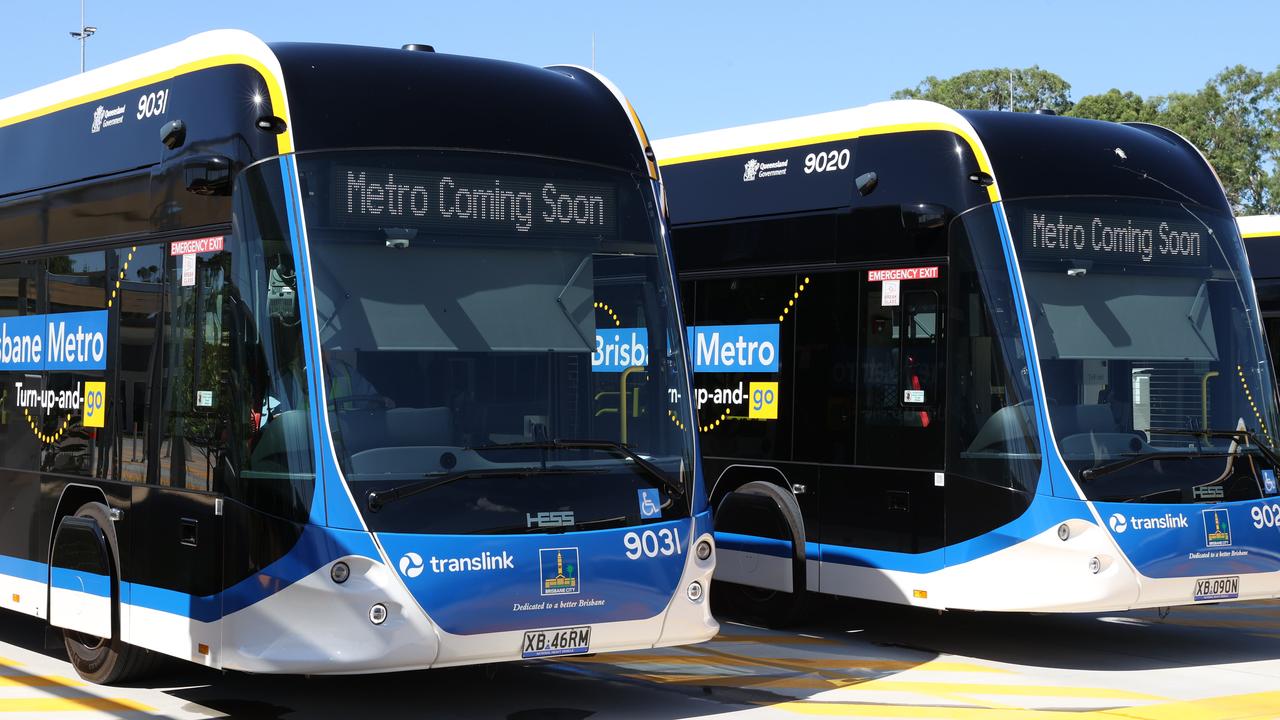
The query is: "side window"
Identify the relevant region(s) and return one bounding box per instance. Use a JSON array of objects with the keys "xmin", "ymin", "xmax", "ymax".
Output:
[
  {"xmin": 690, "ymin": 274, "xmax": 793, "ymax": 461},
  {"xmin": 107, "ymin": 244, "xmax": 164, "ymax": 484},
  {"xmin": 793, "ymin": 271, "xmax": 859, "ymax": 463},
  {"xmin": 42, "ymin": 251, "xmax": 107, "ymax": 477},
  {"xmin": 0, "ymin": 260, "xmax": 42, "ymax": 471},
  {"xmin": 228, "ymin": 161, "xmax": 315, "ymax": 521},
  {"xmin": 160, "ymin": 240, "xmax": 232, "ymax": 492},
  {"xmin": 948, "ymin": 210, "xmax": 1041, "ymax": 493},
  {"xmin": 856, "ymin": 272, "xmax": 945, "ymax": 468}
]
